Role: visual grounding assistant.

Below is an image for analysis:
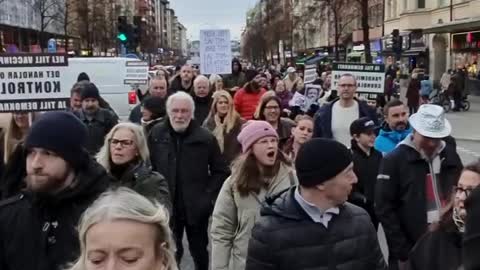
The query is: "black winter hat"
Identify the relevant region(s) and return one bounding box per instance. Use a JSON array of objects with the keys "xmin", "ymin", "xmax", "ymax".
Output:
[
  {"xmin": 464, "ymin": 185, "xmax": 480, "ymax": 270},
  {"xmin": 143, "ymin": 96, "xmax": 166, "ymax": 119},
  {"xmin": 77, "ymin": 72, "xmax": 90, "ymax": 82},
  {"xmin": 350, "ymin": 117, "xmax": 378, "ymax": 136},
  {"xmin": 25, "ymin": 112, "xmax": 89, "ymax": 170},
  {"xmin": 245, "ymin": 69, "xmax": 259, "ymax": 82},
  {"xmin": 81, "ymin": 83, "xmax": 100, "ymax": 101},
  {"xmin": 295, "ymin": 138, "xmax": 353, "ymax": 187}
]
